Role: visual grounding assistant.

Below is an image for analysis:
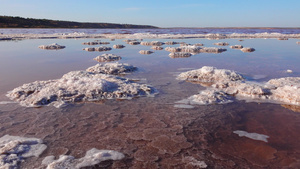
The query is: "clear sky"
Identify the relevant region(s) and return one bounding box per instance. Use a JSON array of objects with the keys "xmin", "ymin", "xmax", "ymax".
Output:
[{"xmin": 1, "ymin": 0, "xmax": 299, "ymax": 28}]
